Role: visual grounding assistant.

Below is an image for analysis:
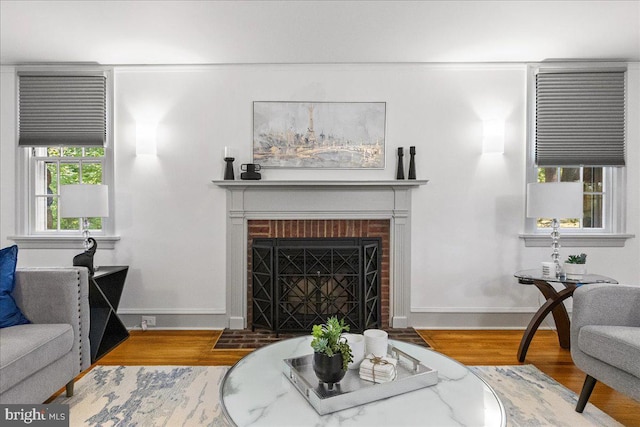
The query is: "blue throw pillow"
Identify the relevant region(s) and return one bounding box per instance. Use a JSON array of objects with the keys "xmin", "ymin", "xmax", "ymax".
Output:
[{"xmin": 0, "ymin": 245, "xmax": 30, "ymax": 328}]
